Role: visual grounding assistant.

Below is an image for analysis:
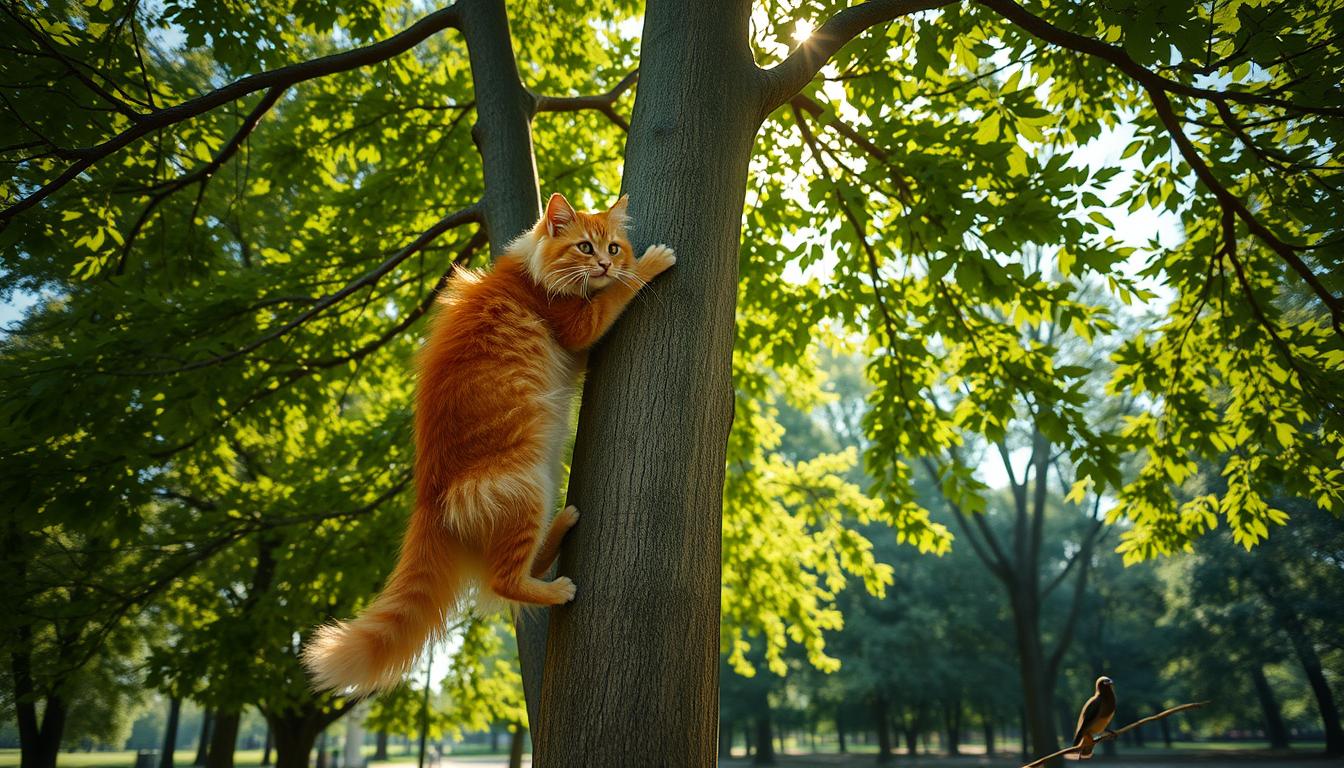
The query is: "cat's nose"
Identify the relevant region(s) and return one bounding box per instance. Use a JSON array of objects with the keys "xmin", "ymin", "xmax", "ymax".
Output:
[{"xmin": 597, "ymin": 258, "xmax": 612, "ymax": 273}]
